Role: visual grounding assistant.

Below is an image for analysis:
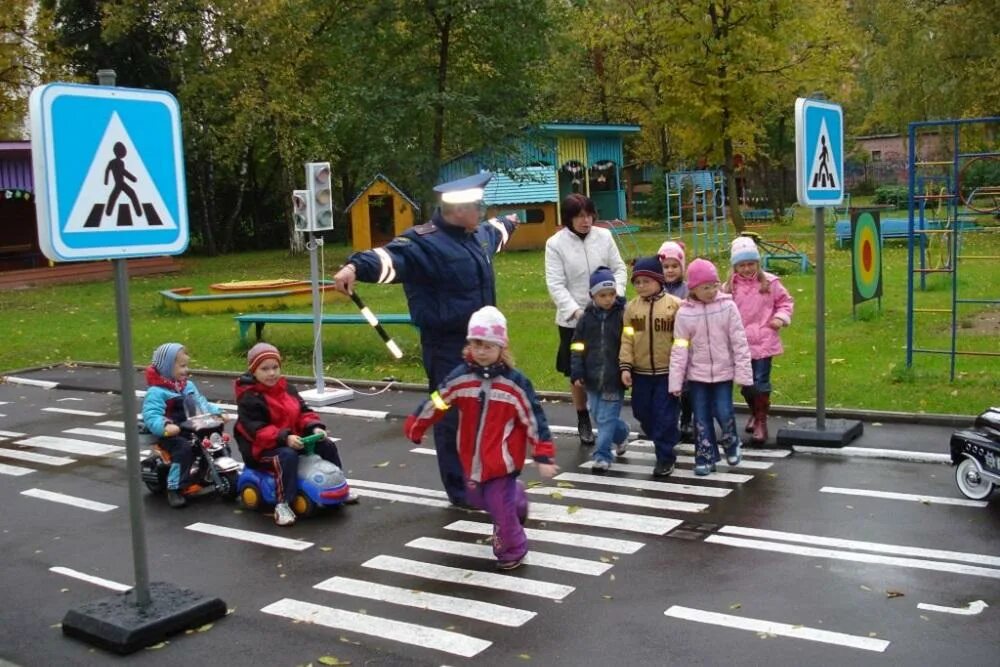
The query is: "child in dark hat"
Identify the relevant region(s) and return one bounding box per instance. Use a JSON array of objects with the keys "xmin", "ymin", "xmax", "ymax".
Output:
[
  {"xmin": 570, "ymin": 267, "xmax": 630, "ymax": 472},
  {"xmin": 619, "ymin": 257, "xmax": 684, "ymax": 476},
  {"xmin": 234, "ymin": 343, "xmax": 357, "ymax": 527},
  {"xmin": 141, "ymin": 342, "xmax": 226, "ymax": 508}
]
